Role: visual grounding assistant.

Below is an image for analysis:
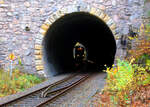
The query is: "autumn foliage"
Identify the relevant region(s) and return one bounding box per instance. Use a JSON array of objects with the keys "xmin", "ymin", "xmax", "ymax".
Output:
[
  {"xmin": 95, "ymin": 24, "xmax": 150, "ymax": 106},
  {"xmin": 128, "ymin": 24, "xmax": 150, "ymax": 64}
]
